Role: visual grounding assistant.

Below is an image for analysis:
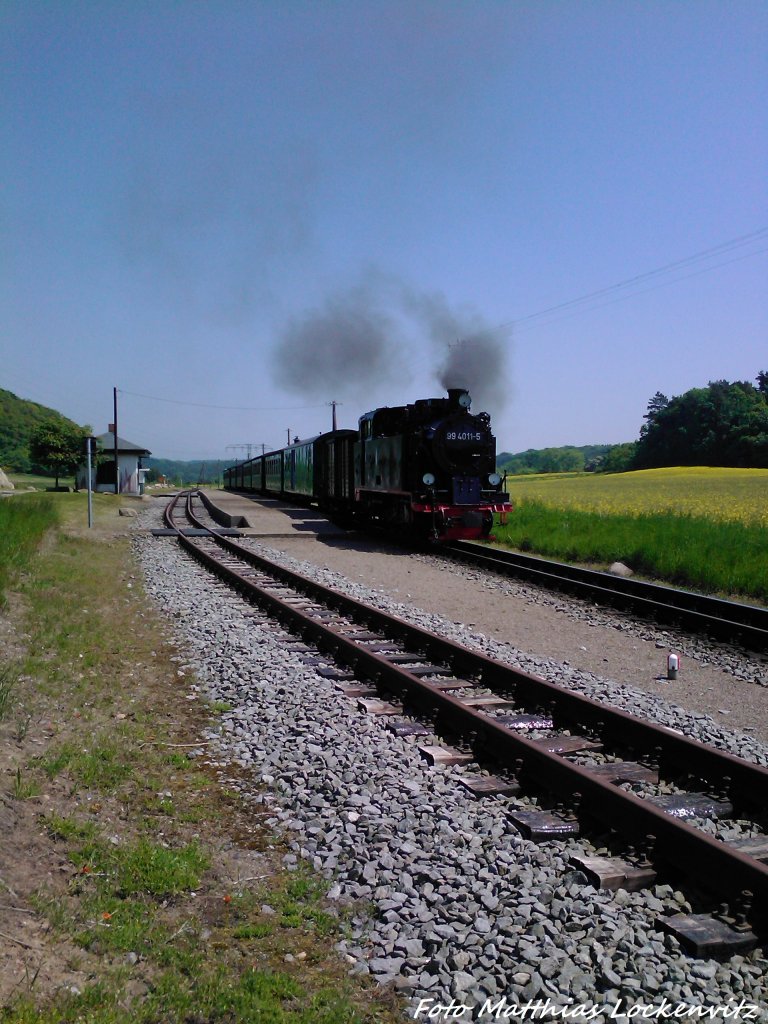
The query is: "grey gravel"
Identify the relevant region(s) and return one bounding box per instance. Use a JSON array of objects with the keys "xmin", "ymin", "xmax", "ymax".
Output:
[{"xmin": 133, "ymin": 504, "xmax": 768, "ymax": 1019}]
